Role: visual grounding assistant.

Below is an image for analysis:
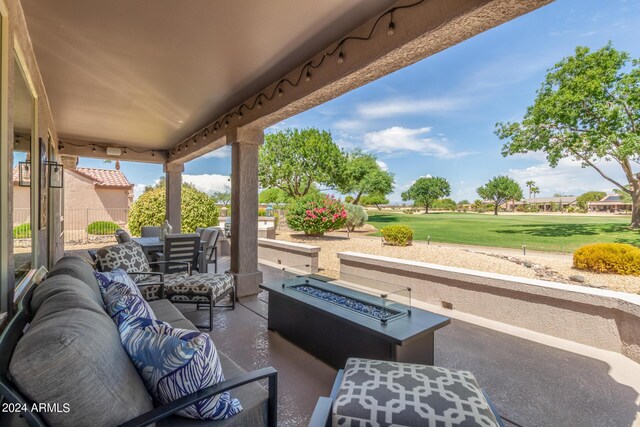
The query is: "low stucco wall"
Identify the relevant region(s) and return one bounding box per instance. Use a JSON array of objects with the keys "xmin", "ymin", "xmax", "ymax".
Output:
[
  {"xmin": 258, "ymin": 238, "xmax": 319, "ymax": 273},
  {"xmin": 257, "ymin": 227, "xmax": 276, "ymax": 239},
  {"xmin": 337, "ymin": 251, "xmax": 640, "ymax": 363}
]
